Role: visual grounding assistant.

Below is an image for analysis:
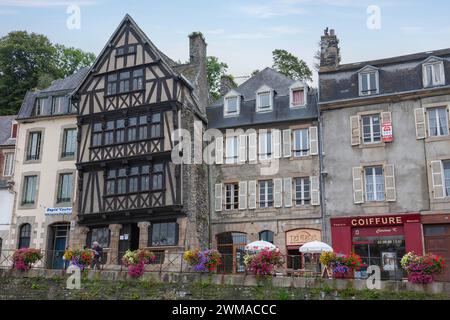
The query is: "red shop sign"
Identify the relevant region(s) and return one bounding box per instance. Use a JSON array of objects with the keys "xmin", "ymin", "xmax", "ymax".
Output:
[
  {"xmin": 331, "ymin": 214, "xmax": 420, "ymax": 228},
  {"xmin": 382, "ymin": 122, "xmax": 393, "ymax": 142},
  {"xmin": 352, "ymin": 226, "xmax": 404, "ymax": 237}
]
